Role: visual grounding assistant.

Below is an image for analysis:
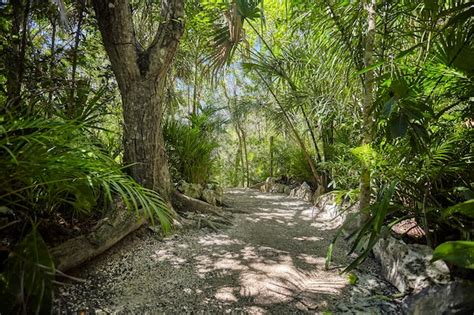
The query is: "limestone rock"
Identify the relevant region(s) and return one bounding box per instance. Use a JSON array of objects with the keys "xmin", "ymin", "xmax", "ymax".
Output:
[
  {"xmin": 201, "ymin": 189, "xmax": 217, "ymax": 206},
  {"xmin": 313, "ymin": 194, "xmax": 338, "ymax": 219},
  {"xmin": 176, "ymin": 181, "xmax": 203, "ymax": 199},
  {"xmin": 270, "ymin": 183, "xmax": 287, "ymax": 194},
  {"xmin": 261, "ymin": 177, "xmax": 276, "ymax": 193},
  {"xmin": 205, "ymin": 184, "xmax": 223, "ymax": 205},
  {"xmin": 339, "ymin": 202, "xmax": 364, "ymax": 237},
  {"xmin": 289, "ymin": 182, "xmax": 313, "ymax": 202},
  {"xmin": 402, "ymin": 281, "xmax": 474, "ymax": 315},
  {"xmin": 260, "ymin": 177, "xmax": 289, "ymax": 194},
  {"xmin": 373, "ymin": 236, "xmax": 450, "ymax": 293}
]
